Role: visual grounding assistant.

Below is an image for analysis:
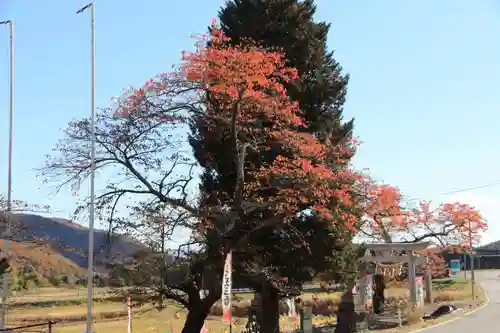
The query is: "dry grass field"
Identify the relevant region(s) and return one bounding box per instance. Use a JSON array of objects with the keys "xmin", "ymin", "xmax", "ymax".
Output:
[{"xmin": 4, "ymin": 279, "xmax": 484, "ymax": 333}]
